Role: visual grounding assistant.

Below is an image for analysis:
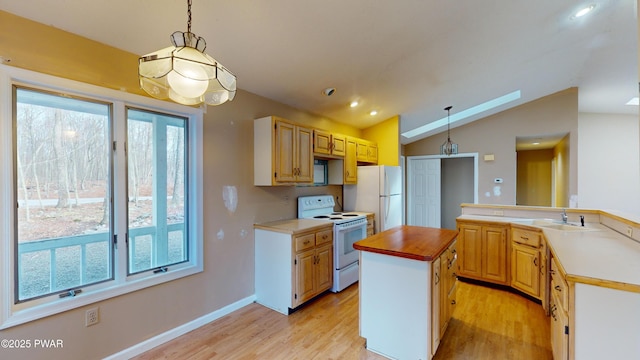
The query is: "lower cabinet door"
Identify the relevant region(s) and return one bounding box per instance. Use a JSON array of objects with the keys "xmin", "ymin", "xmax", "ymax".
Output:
[
  {"xmin": 550, "ymin": 292, "xmax": 569, "ymax": 360},
  {"xmin": 511, "ymin": 243, "xmax": 540, "ymax": 297},
  {"xmin": 295, "ymin": 249, "xmax": 316, "ymax": 305},
  {"xmin": 315, "ymin": 245, "xmax": 333, "ymax": 292}
]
